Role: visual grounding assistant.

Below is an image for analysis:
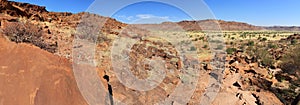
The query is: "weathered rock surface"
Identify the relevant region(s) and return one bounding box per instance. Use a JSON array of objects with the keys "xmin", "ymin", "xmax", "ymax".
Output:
[{"xmin": 0, "ymin": 36, "xmax": 87, "ymax": 105}]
